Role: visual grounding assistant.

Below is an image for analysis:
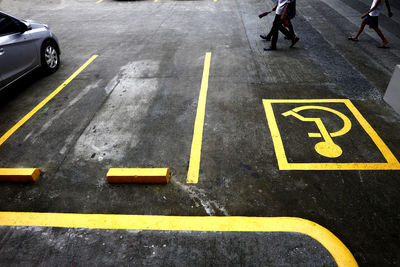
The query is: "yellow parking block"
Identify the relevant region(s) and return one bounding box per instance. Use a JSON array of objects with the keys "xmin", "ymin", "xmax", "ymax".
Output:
[
  {"xmin": 0, "ymin": 168, "xmax": 41, "ymax": 182},
  {"xmin": 107, "ymin": 168, "xmax": 170, "ymax": 183}
]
